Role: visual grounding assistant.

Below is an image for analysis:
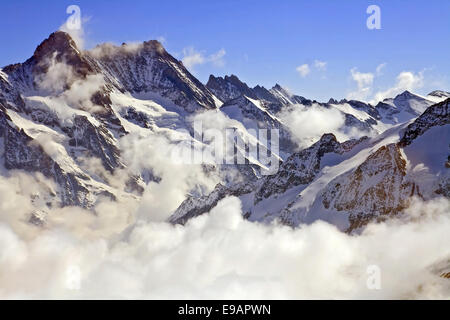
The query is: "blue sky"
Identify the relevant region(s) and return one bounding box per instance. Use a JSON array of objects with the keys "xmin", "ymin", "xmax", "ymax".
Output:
[{"xmin": 1, "ymin": 0, "xmax": 449, "ymax": 102}]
